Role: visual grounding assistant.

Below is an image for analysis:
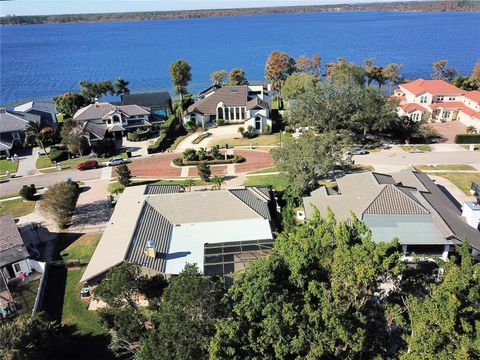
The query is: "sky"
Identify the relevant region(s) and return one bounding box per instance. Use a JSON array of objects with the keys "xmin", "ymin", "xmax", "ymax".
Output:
[{"xmin": 0, "ymin": 0, "xmax": 402, "ymax": 16}]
